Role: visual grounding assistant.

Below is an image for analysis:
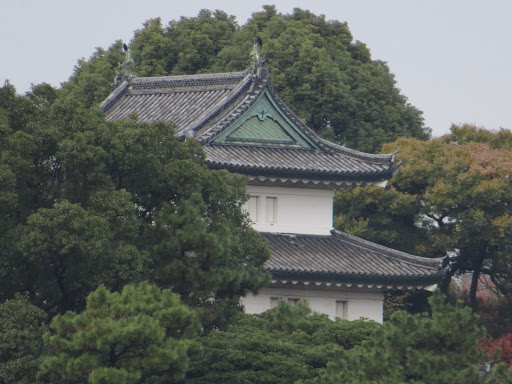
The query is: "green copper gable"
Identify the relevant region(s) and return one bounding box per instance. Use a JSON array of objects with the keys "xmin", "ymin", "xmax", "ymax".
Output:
[{"xmin": 212, "ymin": 91, "xmax": 318, "ymax": 149}]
